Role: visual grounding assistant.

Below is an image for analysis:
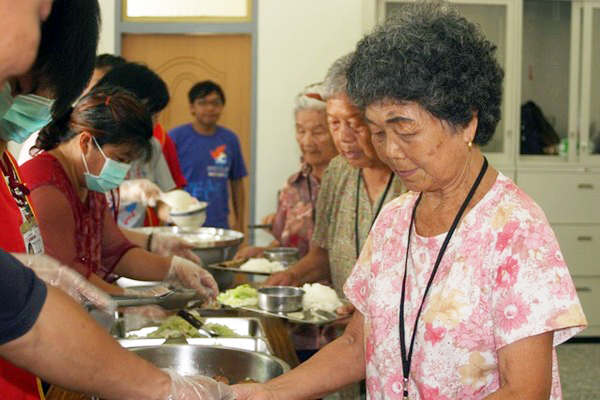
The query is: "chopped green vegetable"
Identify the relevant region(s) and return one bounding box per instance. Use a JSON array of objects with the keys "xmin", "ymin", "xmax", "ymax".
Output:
[
  {"xmin": 217, "ymin": 284, "xmax": 258, "ymax": 308},
  {"xmin": 203, "ymin": 323, "xmax": 240, "ymax": 338},
  {"xmin": 147, "ymin": 316, "xmax": 203, "ymax": 339}
]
